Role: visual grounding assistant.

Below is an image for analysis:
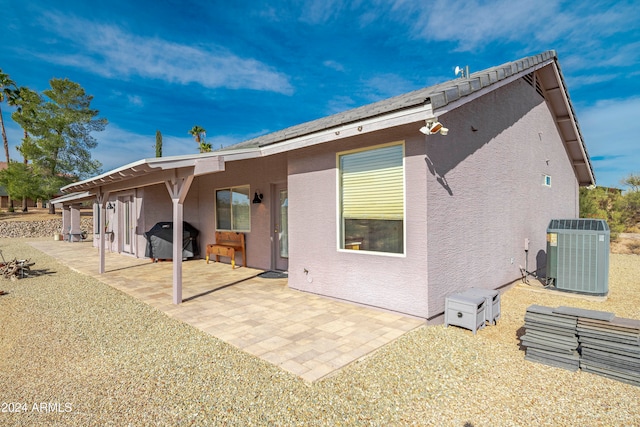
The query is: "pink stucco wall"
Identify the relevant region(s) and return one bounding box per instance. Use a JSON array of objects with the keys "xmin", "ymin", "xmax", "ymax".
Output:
[
  {"xmin": 94, "ymin": 154, "xmax": 288, "ymax": 270},
  {"xmin": 287, "ymin": 126, "xmax": 431, "ymax": 318},
  {"xmin": 424, "ymin": 79, "xmax": 578, "ymax": 318},
  {"xmin": 288, "ymin": 77, "xmax": 579, "ymax": 320},
  {"xmin": 191, "ymin": 154, "xmax": 288, "ymax": 269}
]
